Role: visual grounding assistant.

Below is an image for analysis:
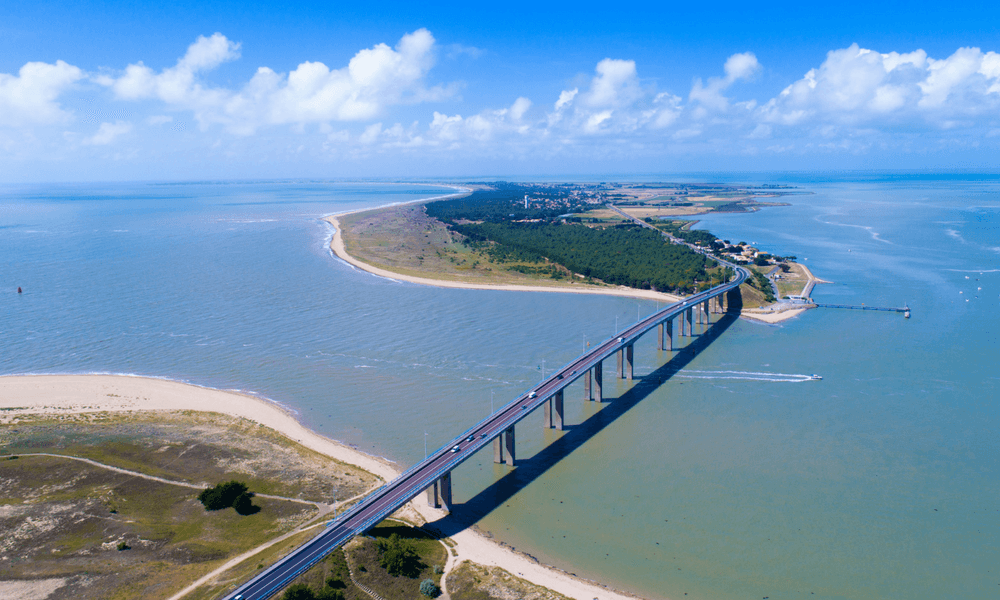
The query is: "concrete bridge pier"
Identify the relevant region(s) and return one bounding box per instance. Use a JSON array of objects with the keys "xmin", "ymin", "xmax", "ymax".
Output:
[
  {"xmin": 593, "ymin": 362, "xmax": 603, "ymax": 402},
  {"xmin": 625, "ymin": 344, "xmax": 634, "ymax": 380},
  {"xmin": 686, "ymin": 307, "xmax": 694, "ymax": 335},
  {"xmin": 703, "ymin": 300, "xmax": 710, "ymax": 325},
  {"xmin": 504, "ymin": 426, "xmax": 515, "ymax": 465},
  {"xmin": 438, "ymin": 472, "xmax": 452, "ymax": 512},
  {"xmin": 584, "ymin": 369, "xmax": 591, "ymax": 400},
  {"xmin": 427, "ymin": 480, "xmax": 439, "ymax": 507},
  {"xmin": 545, "ymin": 391, "xmax": 565, "ymax": 429},
  {"xmin": 427, "ymin": 472, "xmax": 453, "ymax": 510},
  {"xmin": 616, "ymin": 349, "xmax": 623, "ymax": 378},
  {"xmin": 664, "ymin": 319, "xmax": 673, "ymax": 351},
  {"xmin": 493, "ymin": 426, "xmax": 516, "ymax": 465}
]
